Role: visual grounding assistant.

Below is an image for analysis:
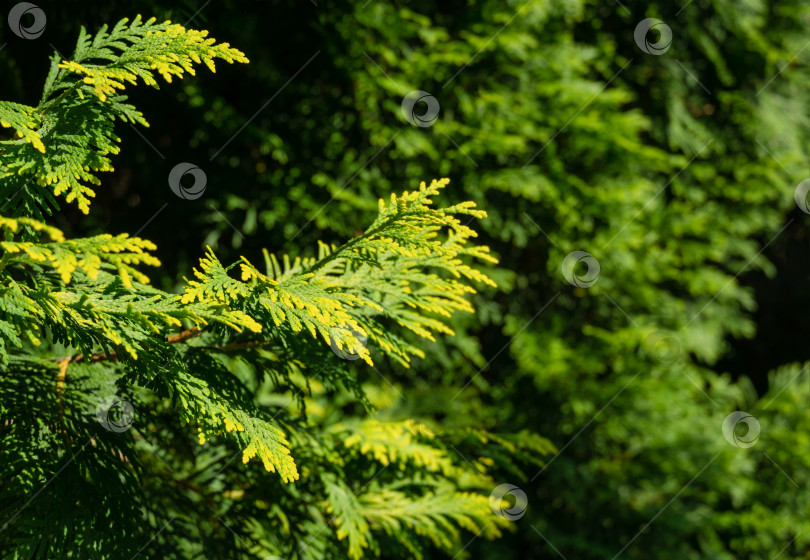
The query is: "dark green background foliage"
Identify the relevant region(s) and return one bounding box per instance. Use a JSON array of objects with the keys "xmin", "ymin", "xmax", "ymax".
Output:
[{"xmin": 1, "ymin": 0, "xmax": 809, "ymax": 558}]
